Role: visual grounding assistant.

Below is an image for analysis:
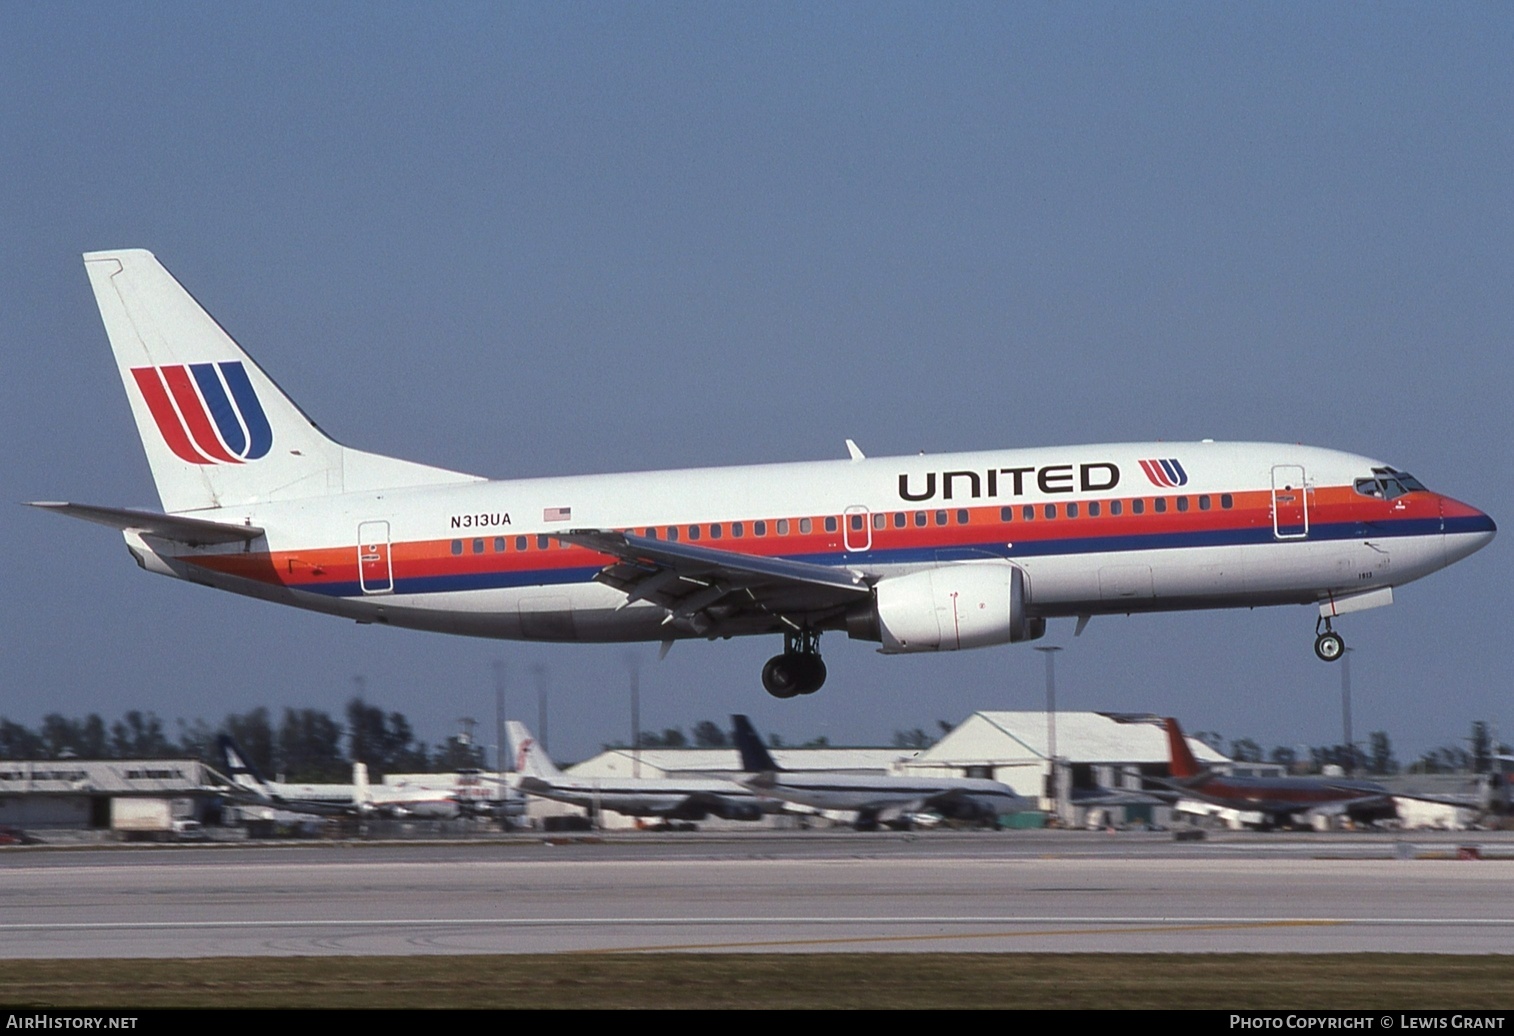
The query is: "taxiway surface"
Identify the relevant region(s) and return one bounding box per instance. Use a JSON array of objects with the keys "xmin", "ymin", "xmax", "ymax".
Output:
[{"xmin": 3, "ymin": 831, "xmax": 1511, "ymax": 957}]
